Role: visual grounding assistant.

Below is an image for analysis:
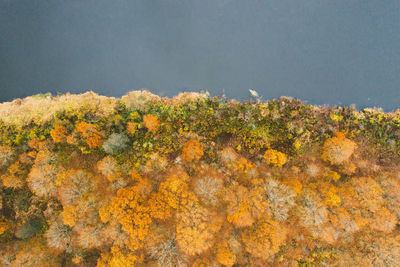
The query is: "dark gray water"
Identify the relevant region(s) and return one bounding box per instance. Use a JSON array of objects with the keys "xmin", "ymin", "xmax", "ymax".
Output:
[{"xmin": 1, "ymin": 0, "xmax": 399, "ymax": 111}]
